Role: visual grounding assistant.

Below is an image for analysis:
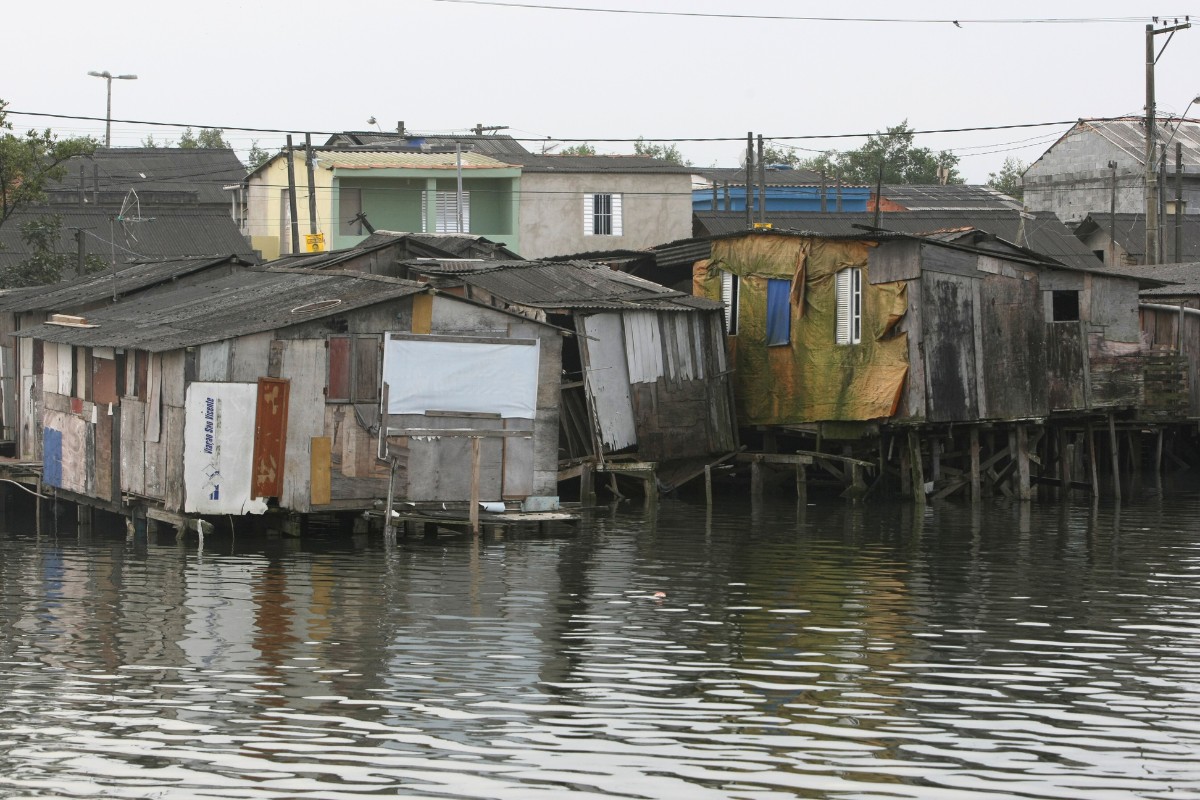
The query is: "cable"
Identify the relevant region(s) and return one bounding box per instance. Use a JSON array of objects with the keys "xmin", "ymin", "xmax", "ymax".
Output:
[
  {"xmin": 428, "ymin": 1, "xmax": 1167, "ymax": 25},
  {"xmin": 5, "ymin": 108, "xmax": 1092, "ymax": 143}
]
